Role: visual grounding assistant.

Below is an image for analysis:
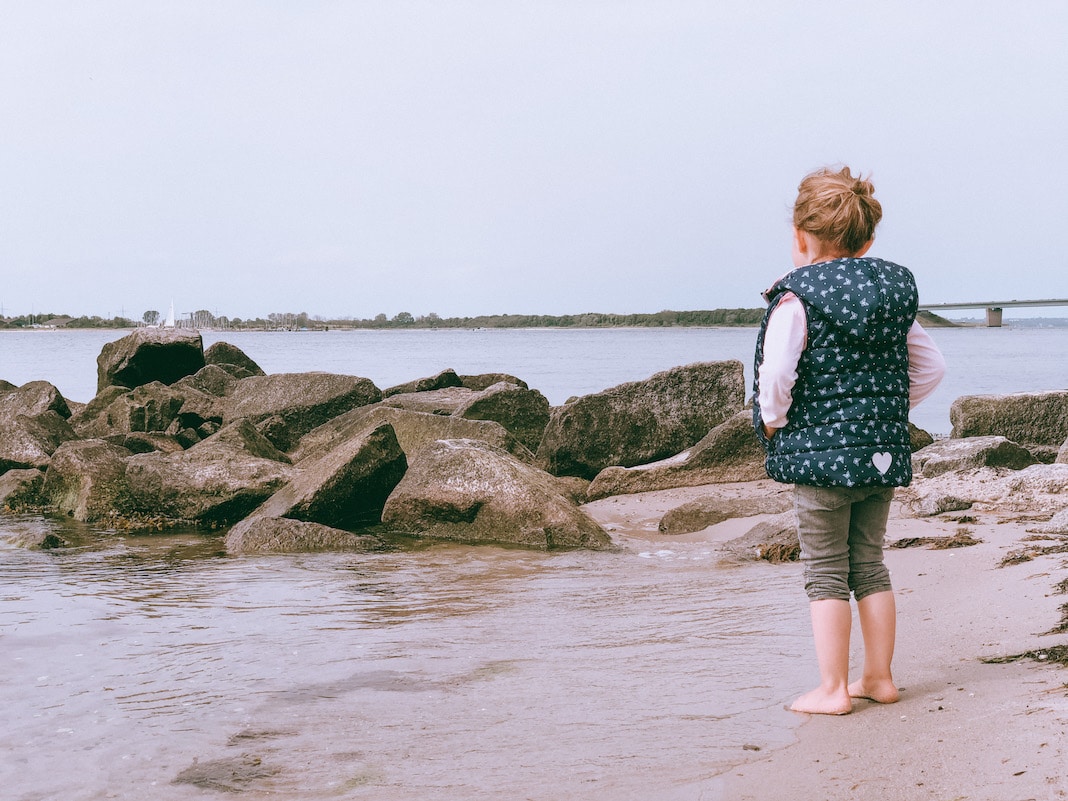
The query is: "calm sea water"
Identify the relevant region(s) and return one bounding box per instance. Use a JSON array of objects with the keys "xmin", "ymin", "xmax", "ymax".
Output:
[
  {"xmin": 2, "ymin": 326, "xmax": 1067, "ymax": 799},
  {"xmin": 4, "ymin": 324, "xmax": 1068, "ymax": 434}
]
